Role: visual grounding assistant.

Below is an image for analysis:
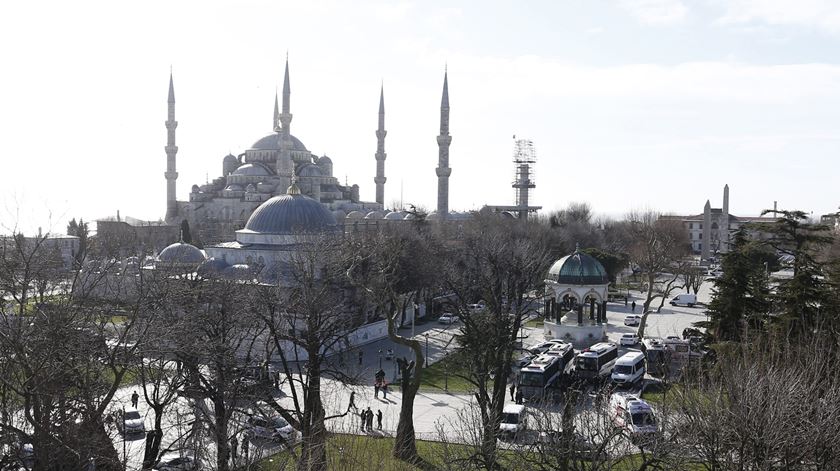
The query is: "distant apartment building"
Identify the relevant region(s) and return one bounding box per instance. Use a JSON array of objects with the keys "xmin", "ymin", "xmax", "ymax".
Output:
[{"xmin": 0, "ymin": 232, "xmax": 80, "ymax": 270}]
